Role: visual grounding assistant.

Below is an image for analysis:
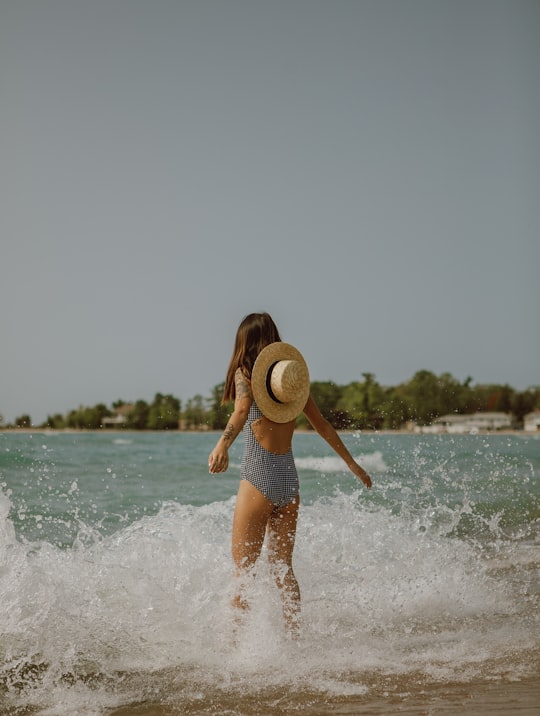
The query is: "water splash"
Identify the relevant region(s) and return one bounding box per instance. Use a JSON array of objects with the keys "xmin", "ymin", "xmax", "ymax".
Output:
[
  {"xmin": 1, "ymin": 484, "xmax": 537, "ymax": 714},
  {"xmin": 1, "ymin": 433, "xmax": 538, "ymax": 713}
]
